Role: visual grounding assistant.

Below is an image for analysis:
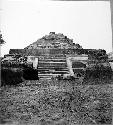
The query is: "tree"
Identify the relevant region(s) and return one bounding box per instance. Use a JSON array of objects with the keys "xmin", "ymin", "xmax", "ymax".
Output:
[
  {"xmin": 0, "ymin": 32, "xmax": 5, "ymax": 45},
  {"xmin": 74, "ymin": 43, "xmax": 82, "ymax": 49}
]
